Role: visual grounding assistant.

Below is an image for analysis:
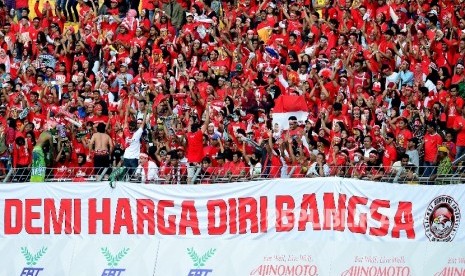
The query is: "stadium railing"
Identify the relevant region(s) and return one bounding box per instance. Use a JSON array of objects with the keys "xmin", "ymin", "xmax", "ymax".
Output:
[
  {"xmin": 3, "ymin": 167, "xmax": 109, "ymax": 183},
  {"xmin": 2, "ymin": 164, "xmax": 465, "ymax": 185}
]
